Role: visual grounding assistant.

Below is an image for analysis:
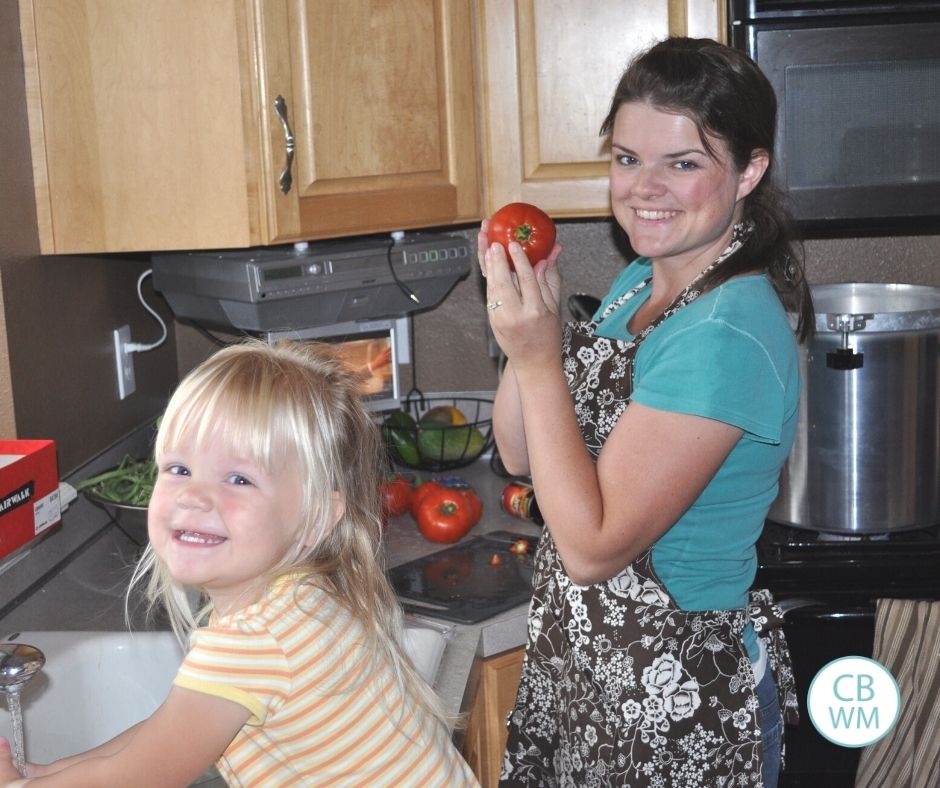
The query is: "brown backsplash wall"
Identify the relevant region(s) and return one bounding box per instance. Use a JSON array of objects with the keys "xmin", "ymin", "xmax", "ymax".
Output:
[{"xmin": 0, "ymin": 253, "xmax": 179, "ymax": 475}]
